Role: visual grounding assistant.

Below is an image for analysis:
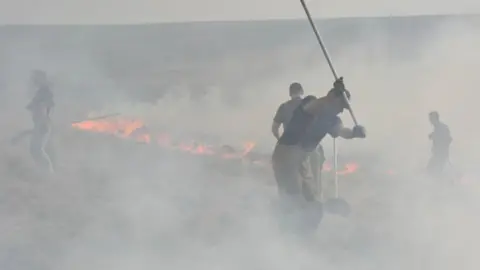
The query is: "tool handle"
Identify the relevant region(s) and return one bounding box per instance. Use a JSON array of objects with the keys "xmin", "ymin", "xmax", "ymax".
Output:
[{"xmin": 299, "ymin": 0, "xmax": 359, "ymax": 127}]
